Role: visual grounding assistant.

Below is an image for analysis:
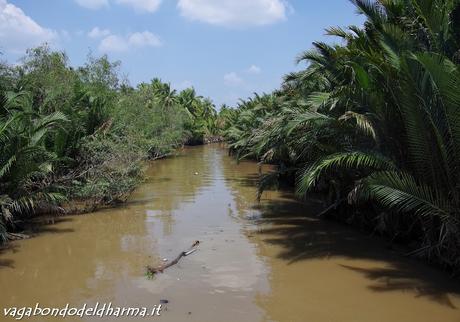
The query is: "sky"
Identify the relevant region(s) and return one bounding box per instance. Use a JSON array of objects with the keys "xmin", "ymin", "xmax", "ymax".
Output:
[{"xmin": 0, "ymin": 0, "xmax": 364, "ymax": 107}]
